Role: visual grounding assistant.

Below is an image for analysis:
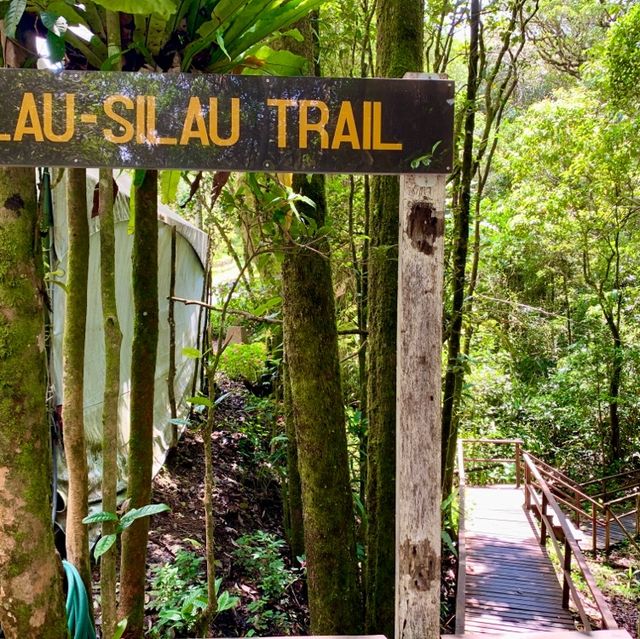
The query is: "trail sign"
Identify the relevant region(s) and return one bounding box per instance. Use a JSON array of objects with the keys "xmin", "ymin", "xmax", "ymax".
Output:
[{"xmin": 0, "ymin": 69, "xmax": 453, "ymax": 175}]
